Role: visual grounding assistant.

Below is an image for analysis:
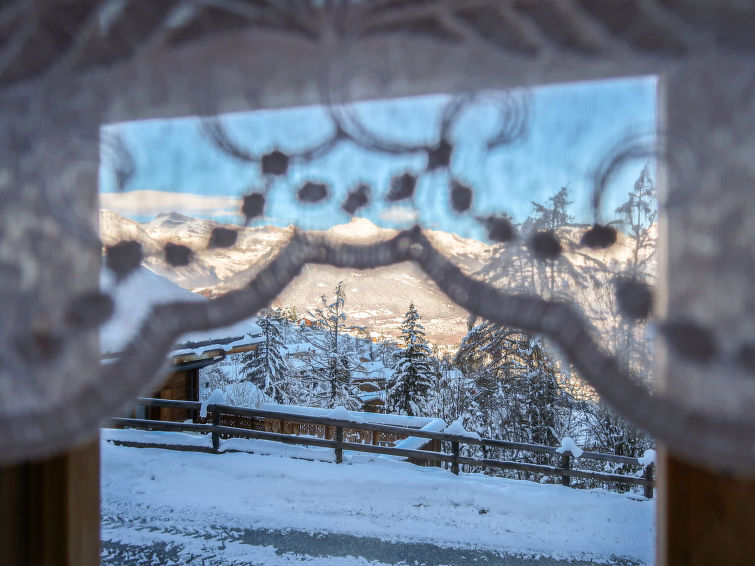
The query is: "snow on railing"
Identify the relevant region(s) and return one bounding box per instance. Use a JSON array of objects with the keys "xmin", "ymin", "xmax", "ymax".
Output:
[{"xmin": 108, "ymin": 397, "xmax": 656, "ymax": 498}]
